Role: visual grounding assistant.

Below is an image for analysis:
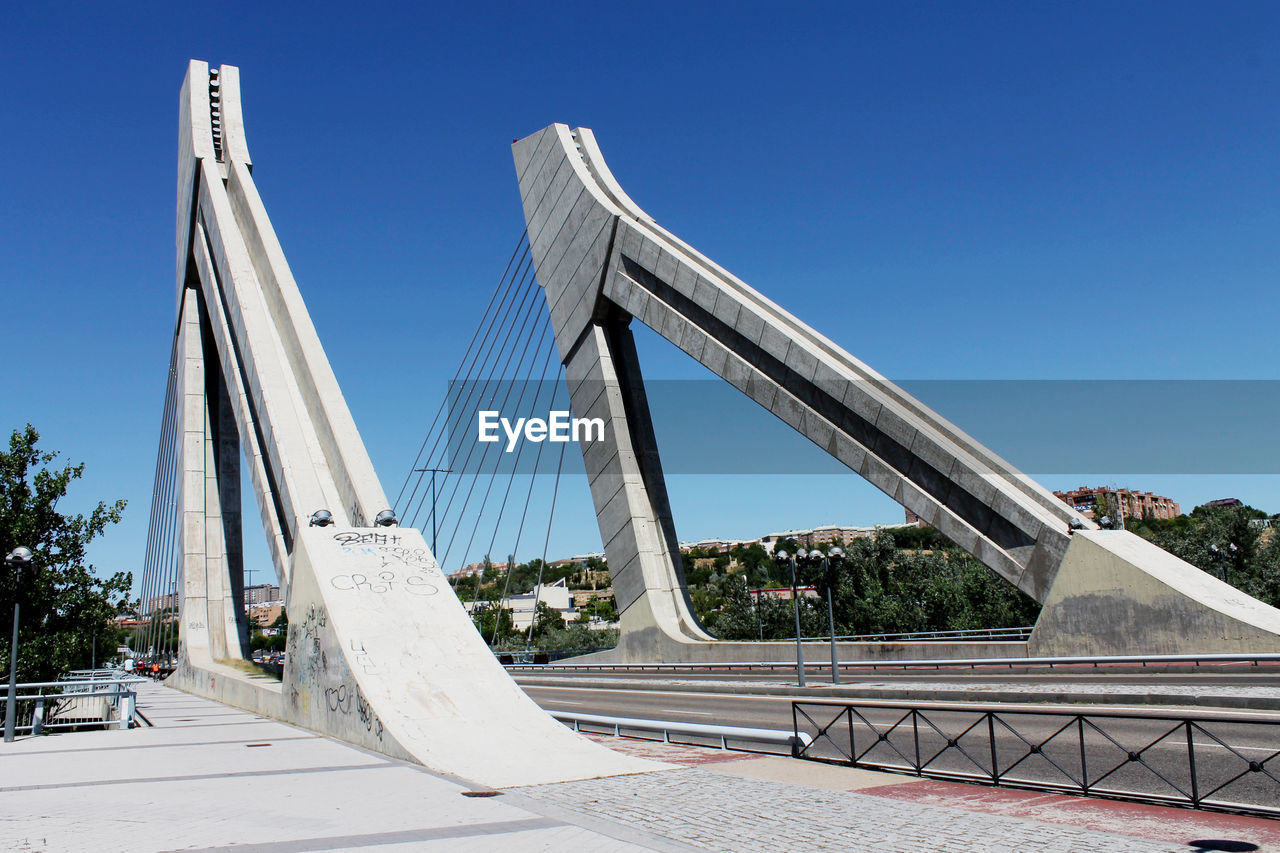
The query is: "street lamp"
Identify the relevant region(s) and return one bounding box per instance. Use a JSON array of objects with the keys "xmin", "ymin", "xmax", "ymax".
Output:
[
  {"xmin": 742, "ymin": 574, "xmax": 763, "ymax": 642},
  {"xmin": 793, "ymin": 547, "xmax": 844, "ymax": 685},
  {"xmin": 822, "ymin": 547, "xmax": 844, "ymax": 685},
  {"xmin": 413, "ymin": 467, "xmax": 451, "ymax": 555},
  {"xmin": 774, "ymin": 548, "xmax": 806, "ymax": 688},
  {"xmin": 4, "ymin": 546, "xmax": 33, "ymax": 743},
  {"xmin": 1209, "ymin": 543, "xmax": 1238, "ymax": 586}
]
